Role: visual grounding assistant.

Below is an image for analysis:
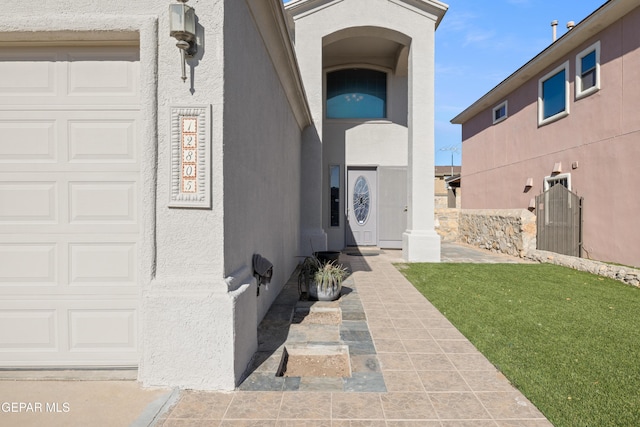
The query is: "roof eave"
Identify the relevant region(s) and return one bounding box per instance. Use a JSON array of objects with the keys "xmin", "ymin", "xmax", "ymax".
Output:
[
  {"xmin": 246, "ymin": 0, "xmax": 313, "ymax": 130},
  {"xmin": 286, "ymin": 0, "xmax": 448, "ymax": 27}
]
